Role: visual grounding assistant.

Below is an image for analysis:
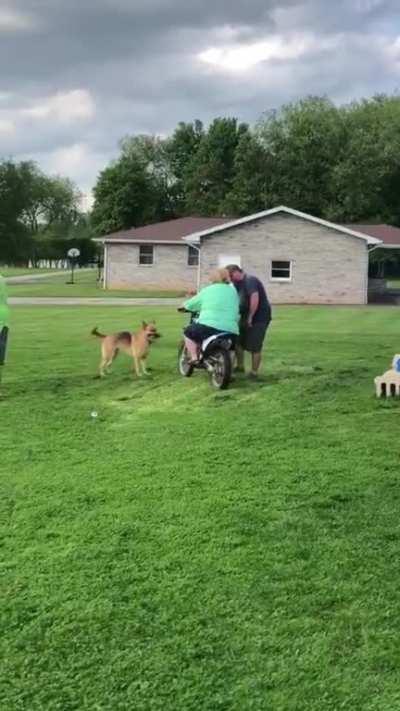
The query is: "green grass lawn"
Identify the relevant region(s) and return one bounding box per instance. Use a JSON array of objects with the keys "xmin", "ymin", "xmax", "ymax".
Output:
[
  {"xmin": 1, "ymin": 266, "xmax": 65, "ymax": 277},
  {"xmin": 387, "ymin": 279, "xmax": 400, "ymax": 289},
  {"xmin": 6, "ymin": 269, "xmax": 184, "ymax": 298},
  {"xmin": 2, "ymin": 305, "xmax": 400, "ymax": 710}
]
